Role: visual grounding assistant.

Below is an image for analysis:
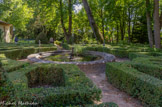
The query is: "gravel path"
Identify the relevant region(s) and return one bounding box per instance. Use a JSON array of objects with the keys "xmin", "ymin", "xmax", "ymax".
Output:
[{"xmin": 78, "ymin": 58, "xmax": 143, "ymax": 107}]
